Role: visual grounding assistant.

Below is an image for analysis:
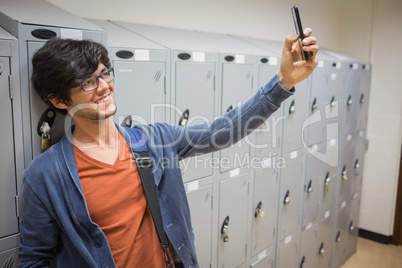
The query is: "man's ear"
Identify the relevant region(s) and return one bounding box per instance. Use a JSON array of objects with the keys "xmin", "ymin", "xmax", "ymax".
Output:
[{"xmin": 48, "ymin": 95, "xmax": 69, "ymax": 110}]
